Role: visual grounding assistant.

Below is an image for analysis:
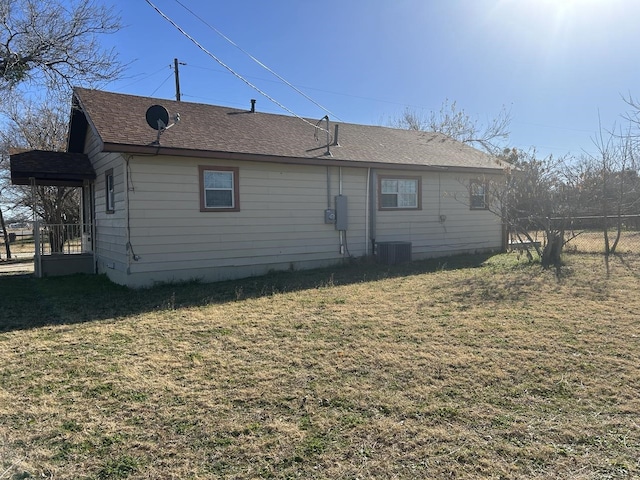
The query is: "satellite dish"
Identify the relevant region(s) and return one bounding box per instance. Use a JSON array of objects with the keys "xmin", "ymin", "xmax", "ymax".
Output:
[
  {"xmin": 146, "ymin": 105, "xmax": 170, "ymax": 130},
  {"xmin": 144, "ymin": 104, "xmax": 181, "ymax": 145}
]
